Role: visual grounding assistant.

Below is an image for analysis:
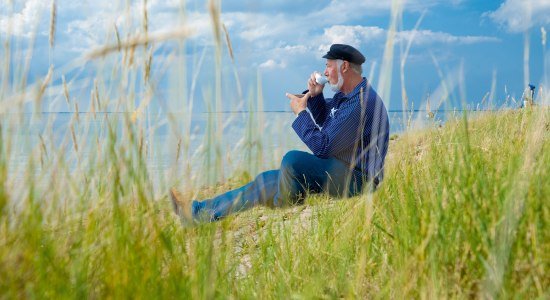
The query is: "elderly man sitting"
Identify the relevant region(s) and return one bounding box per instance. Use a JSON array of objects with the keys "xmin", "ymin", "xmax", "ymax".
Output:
[{"xmin": 171, "ymin": 44, "xmax": 389, "ymax": 223}]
